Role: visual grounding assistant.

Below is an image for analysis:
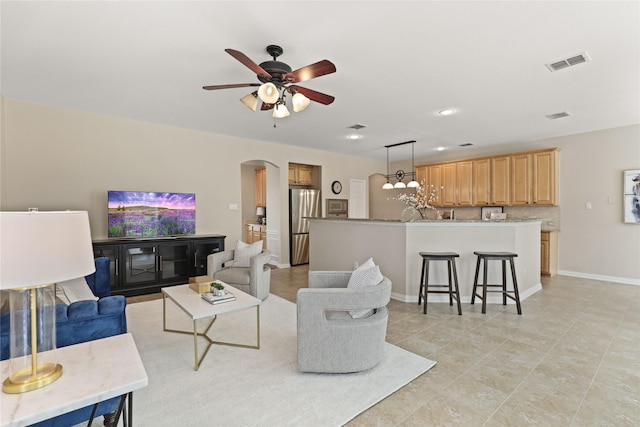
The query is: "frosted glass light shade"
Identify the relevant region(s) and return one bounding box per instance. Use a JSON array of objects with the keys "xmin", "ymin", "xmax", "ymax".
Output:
[
  {"xmin": 240, "ymin": 92, "xmax": 258, "ymax": 111},
  {"xmin": 394, "ymin": 181, "xmax": 407, "ymax": 189},
  {"xmin": 292, "ymin": 92, "xmax": 311, "ymax": 112},
  {"xmin": 382, "ymin": 182, "xmax": 394, "ymax": 190},
  {"xmin": 407, "ymin": 180, "xmax": 420, "ymax": 188},
  {"xmin": 273, "ymin": 103, "xmax": 290, "ymax": 118},
  {"xmin": 257, "ymin": 83, "xmax": 279, "ymax": 104}
]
